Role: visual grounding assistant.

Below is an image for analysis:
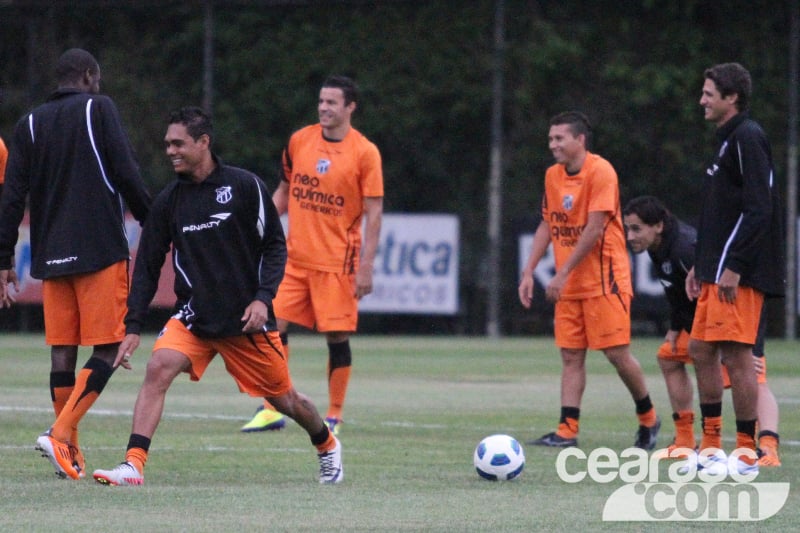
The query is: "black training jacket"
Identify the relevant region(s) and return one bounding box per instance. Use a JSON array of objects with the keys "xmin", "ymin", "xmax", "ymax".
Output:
[
  {"xmin": 0, "ymin": 89, "xmax": 151, "ymax": 278},
  {"xmin": 648, "ymin": 216, "xmax": 697, "ymax": 333},
  {"xmin": 125, "ymin": 158, "xmax": 286, "ymax": 338},
  {"xmin": 694, "ymin": 112, "xmax": 785, "ymax": 297}
]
